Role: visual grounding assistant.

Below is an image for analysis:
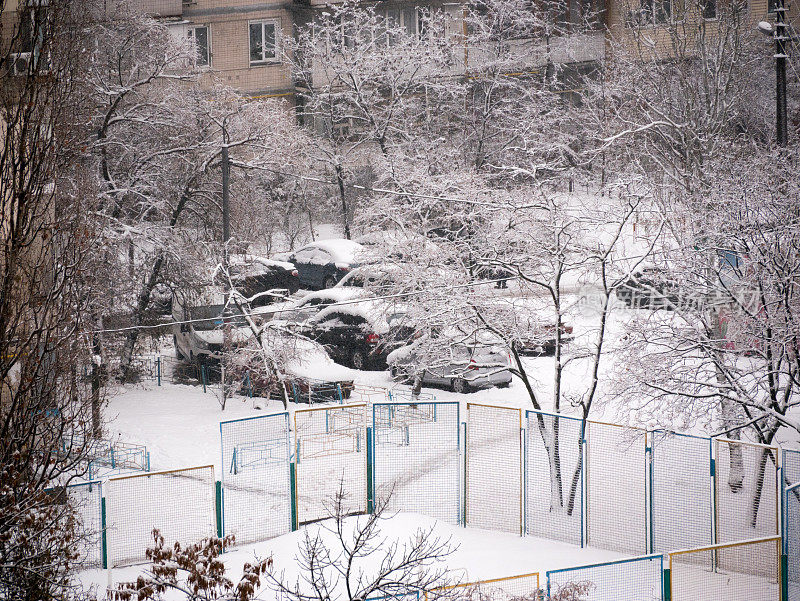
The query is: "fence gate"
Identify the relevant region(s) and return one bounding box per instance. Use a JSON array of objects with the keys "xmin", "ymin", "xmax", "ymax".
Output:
[
  {"xmin": 220, "ymin": 412, "xmax": 291, "ymax": 545},
  {"xmin": 525, "ymin": 410, "xmax": 583, "ymax": 546},
  {"xmin": 714, "ymin": 439, "xmax": 779, "ymax": 545},
  {"xmin": 294, "ymin": 403, "xmax": 367, "ymax": 524},
  {"xmin": 104, "ymin": 465, "xmax": 216, "ymax": 567},
  {"xmin": 66, "ymin": 480, "xmax": 104, "ymax": 568},
  {"xmin": 466, "ymin": 403, "xmax": 522, "ymax": 534},
  {"xmin": 547, "ymin": 555, "xmax": 663, "ymax": 601},
  {"xmin": 650, "ymin": 431, "xmax": 712, "ymax": 553},
  {"xmin": 585, "ymin": 421, "xmax": 647, "ymax": 554},
  {"xmin": 668, "ymin": 536, "xmax": 780, "ymax": 601},
  {"xmin": 372, "ymin": 402, "xmax": 460, "ymax": 523}
]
